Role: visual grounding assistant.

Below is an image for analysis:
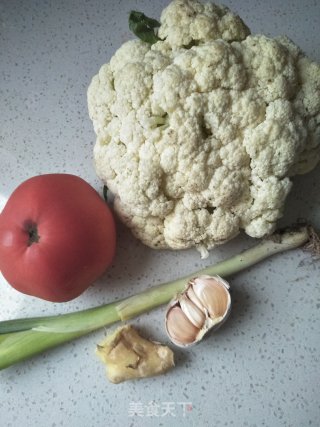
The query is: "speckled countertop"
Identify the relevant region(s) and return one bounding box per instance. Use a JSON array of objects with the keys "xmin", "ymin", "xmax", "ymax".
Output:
[{"xmin": 0, "ymin": 1, "xmax": 319, "ymax": 426}]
